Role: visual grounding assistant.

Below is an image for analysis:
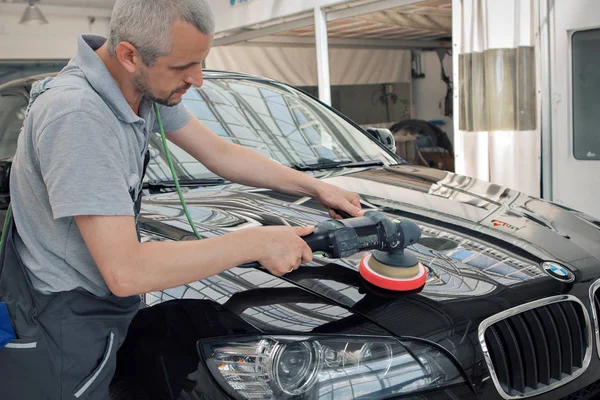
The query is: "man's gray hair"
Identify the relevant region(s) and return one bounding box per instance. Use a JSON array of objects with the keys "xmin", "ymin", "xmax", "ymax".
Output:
[{"xmin": 108, "ymin": 0, "xmax": 215, "ymax": 66}]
